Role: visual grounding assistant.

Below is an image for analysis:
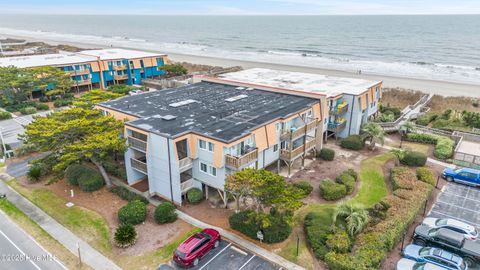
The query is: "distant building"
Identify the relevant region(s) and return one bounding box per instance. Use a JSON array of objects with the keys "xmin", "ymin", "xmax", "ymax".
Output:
[{"xmin": 0, "ymin": 48, "xmax": 169, "ymax": 91}]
